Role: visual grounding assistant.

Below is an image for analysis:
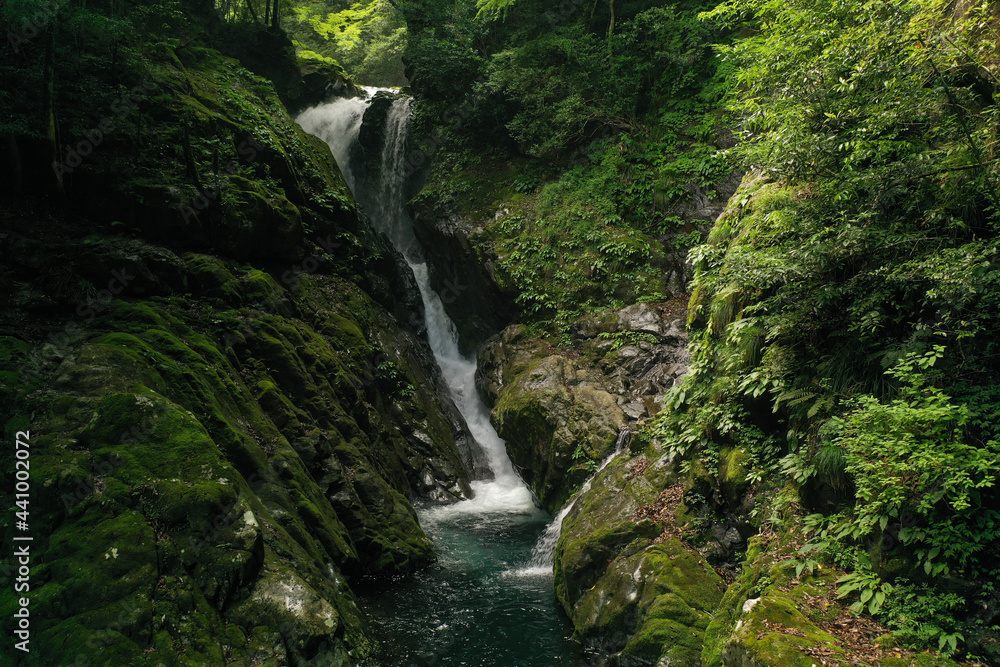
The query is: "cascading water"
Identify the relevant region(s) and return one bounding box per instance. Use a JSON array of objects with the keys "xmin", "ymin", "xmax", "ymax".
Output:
[
  {"xmin": 513, "ymin": 426, "xmax": 632, "ymax": 578},
  {"xmin": 297, "ymin": 92, "xmax": 585, "ymax": 665},
  {"xmin": 300, "ymin": 89, "xmax": 533, "ymax": 514}
]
